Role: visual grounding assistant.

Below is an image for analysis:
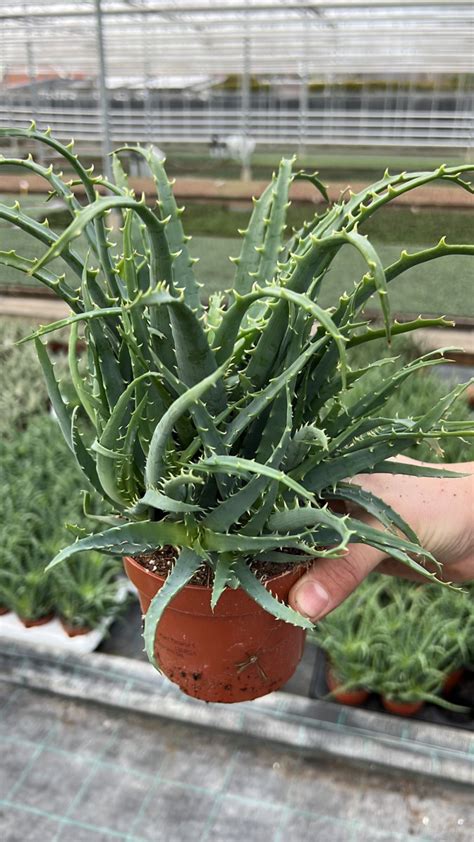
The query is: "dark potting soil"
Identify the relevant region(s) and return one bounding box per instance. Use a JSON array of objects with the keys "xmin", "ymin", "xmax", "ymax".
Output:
[
  {"xmin": 134, "ymin": 547, "xmax": 309, "ymax": 586},
  {"xmin": 136, "ymin": 547, "xmax": 212, "ymax": 586}
]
